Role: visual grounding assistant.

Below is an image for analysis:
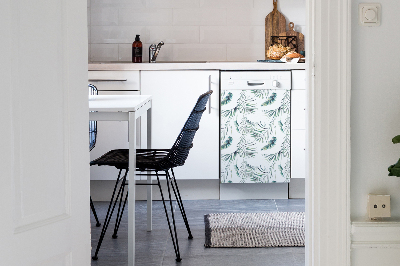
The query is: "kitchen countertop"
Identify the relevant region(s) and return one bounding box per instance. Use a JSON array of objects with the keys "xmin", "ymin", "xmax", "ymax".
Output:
[{"xmin": 89, "ymin": 62, "xmax": 307, "ymax": 71}]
